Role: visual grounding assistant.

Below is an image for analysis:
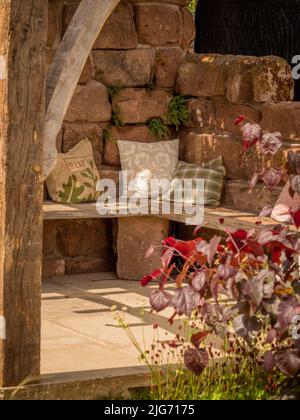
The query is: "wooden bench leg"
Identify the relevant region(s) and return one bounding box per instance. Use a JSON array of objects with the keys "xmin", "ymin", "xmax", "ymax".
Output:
[{"xmin": 117, "ymin": 217, "xmax": 169, "ymax": 280}]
